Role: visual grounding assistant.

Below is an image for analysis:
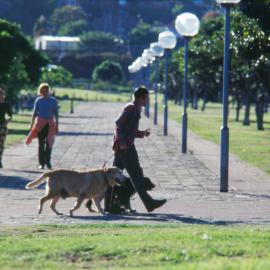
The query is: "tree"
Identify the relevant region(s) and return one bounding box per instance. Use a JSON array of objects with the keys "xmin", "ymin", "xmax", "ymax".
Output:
[
  {"xmin": 0, "ymin": 19, "xmax": 48, "ymax": 101},
  {"xmin": 128, "ymin": 21, "xmax": 158, "ymax": 57},
  {"xmin": 92, "ymin": 60, "xmax": 124, "ymax": 84},
  {"xmin": 41, "ymin": 65, "xmax": 73, "ymax": 87},
  {"xmin": 240, "ymin": 0, "xmax": 270, "ymax": 32},
  {"xmin": 58, "ymin": 20, "xmax": 88, "ymax": 36},
  {"xmin": 33, "ymin": 15, "xmax": 49, "ymax": 37},
  {"xmin": 80, "ymin": 31, "xmax": 124, "ymax": 53},
  {"xmin": 50, "ymin": 5, "xmax": 87, "ymax": 34}
]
